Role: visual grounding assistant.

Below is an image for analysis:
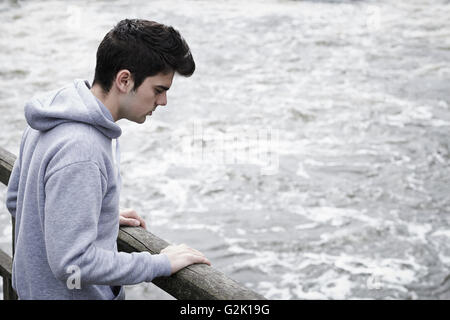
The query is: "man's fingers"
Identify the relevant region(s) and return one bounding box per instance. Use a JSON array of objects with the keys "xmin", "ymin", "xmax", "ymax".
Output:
[
  {"xmin": 120, "ymin": 217, "xmax": 141, "ymax": 227},
  {"xmin": 192, "ymin": 254, "xmax": 211, "ymax": 266},
  {"xmin": 199, "ymin": 256, "xmax": 211, "ymax": 266},
  {"xmin": 137, "ymin": 216, "xmax": 147, "ymax": 229},
  {"xmin": 181, "ymin": 245, "xmax": 208, "ymax": 261},
  {"xmin": 188, "ymin": 247, "xmax": 204, "ymax": 256},
  {"xmin": 120, "ymin": 209, "xmax": 147, "ymax": 229},
  {"xmin": 121, "ymin": 209, "xmax": 140, "ymax": 221},
  {"xmin": 122, "ymin": 209, "xmax": 138, "ymax": 218},
  {"xmin": 186, "ymin": 251, "xmax": 211, "ymax": 266},
  {"xmin": 162, "ymin": 244, "xmax": 212, "ymax": 274}
]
